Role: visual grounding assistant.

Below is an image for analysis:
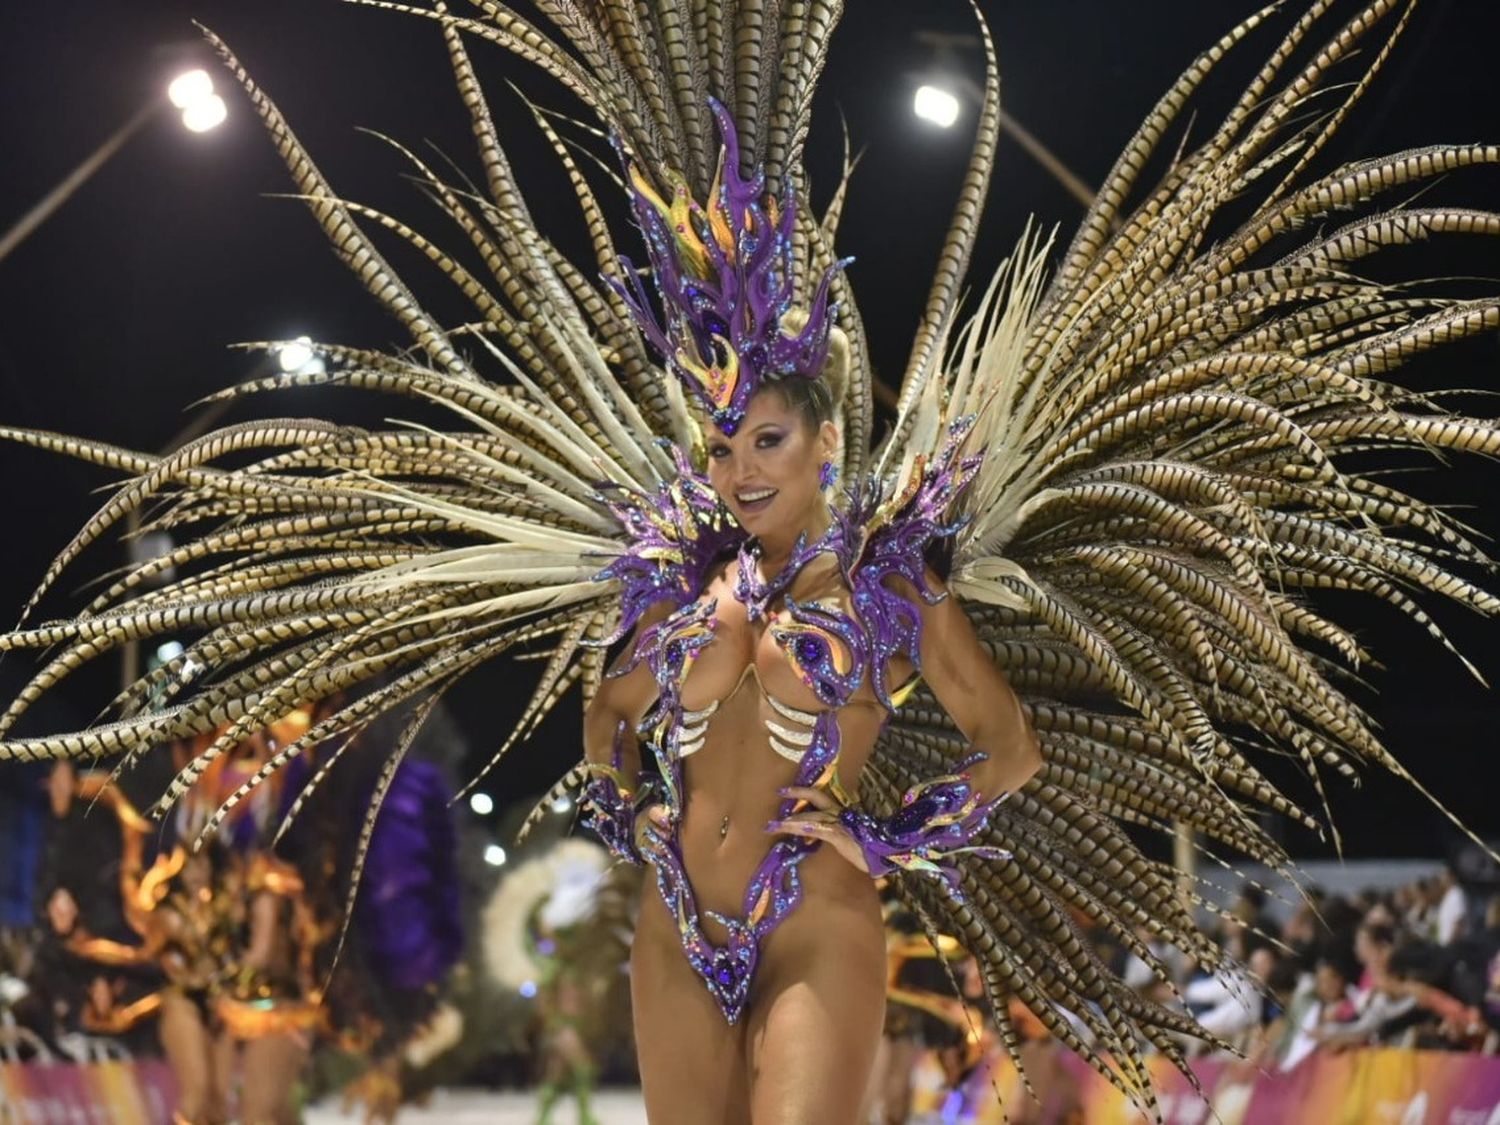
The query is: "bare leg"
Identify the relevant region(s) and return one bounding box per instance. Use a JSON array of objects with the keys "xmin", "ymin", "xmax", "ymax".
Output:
[
  {"xmin": 1014, "ymin": 1038, "xmax": 1061, "ymax": 1125},
  {"xmin": 744, "ymin": 894, "xmax": 886, "ymax": 1125},
  {"xmin": 559, "ymin": 1026, "xmax": 599, "ymax": 1124},
  {"xmin": 238, "ymin": 1031, "xmax": 307, "ymax": 1125},
  {"xmin": 159, "ymin": 991, "xmax": 224, "ymax": 1125},
  {"xmin": 210, "ymin": 1031, "xmax": 234, "ymax": 1124},
  {"xmin": 536, "ymin": 1025, "xmax": 599, "ymax": 1125},
  {"xmin": 882, "ymin": 1037, "xmax": 921, "ymax": 1125},
  {"xmin": 859, "ymin": 1035, "xmax": 890, "ymax": 1124},
  {"xmin": 631, "ymin": 891, "xmax": 751, "ymax": 1125}
]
